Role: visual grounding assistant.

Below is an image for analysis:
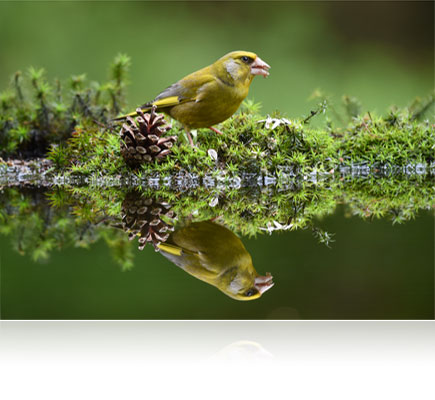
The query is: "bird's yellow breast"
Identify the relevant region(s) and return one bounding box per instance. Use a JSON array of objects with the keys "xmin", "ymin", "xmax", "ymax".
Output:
[{"xmin": 169, "ymin": 78, "xmax": 250, "ymax": 129}]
